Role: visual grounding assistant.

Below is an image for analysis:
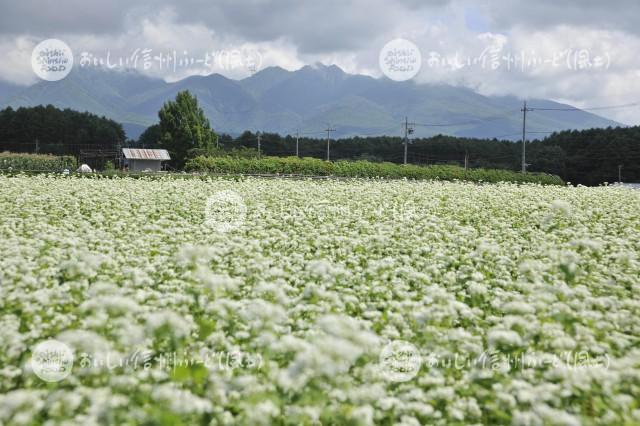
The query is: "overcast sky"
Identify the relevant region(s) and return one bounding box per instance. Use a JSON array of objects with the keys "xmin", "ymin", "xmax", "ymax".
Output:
[{"xmin": 1, "ymin": 0, "xmax": 639, "ymax": 124}]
